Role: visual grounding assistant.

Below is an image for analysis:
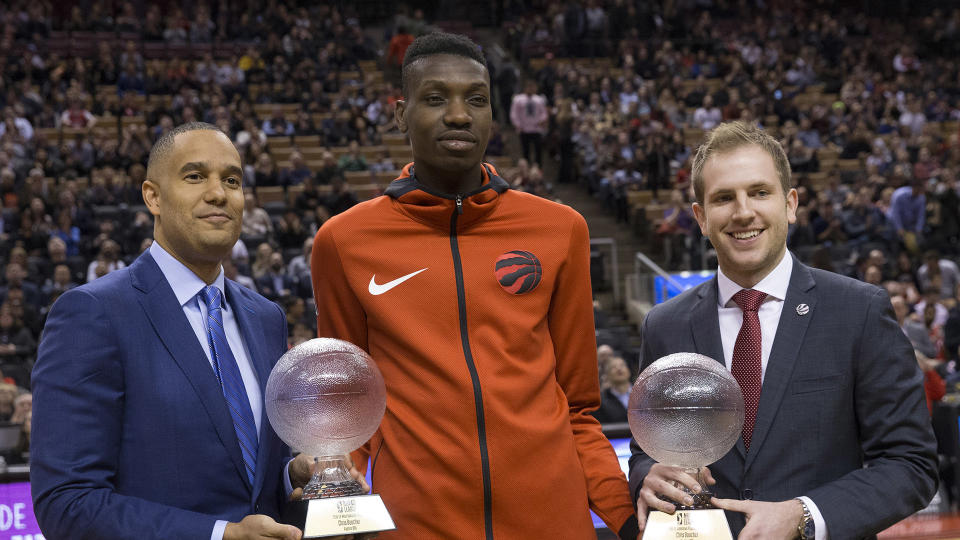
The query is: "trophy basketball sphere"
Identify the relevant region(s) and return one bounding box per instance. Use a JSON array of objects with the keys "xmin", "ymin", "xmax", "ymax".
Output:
[
  {"xmin": 265, "ymin": 338, "xmax": 394, "ymax": 537},
  {"xmin": 628, "ymin": 352, "xmax": 745, "ymax": 540}
]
